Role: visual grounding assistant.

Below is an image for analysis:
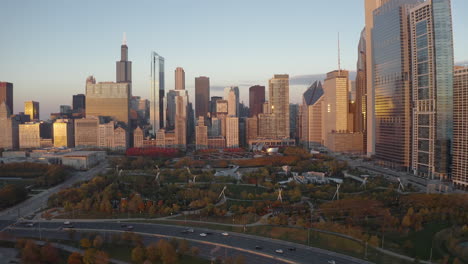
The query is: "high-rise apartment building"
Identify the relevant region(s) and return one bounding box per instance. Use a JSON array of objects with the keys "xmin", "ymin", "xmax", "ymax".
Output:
[
  {"xmin": 73, "ymin": 94, "xmax": 86, "ymax": 112},
  {"xmin": 246, "ymin": 116, "xmax": 258, "ymax": 142},
  {"xmin": 226, "ymin": 116, "xmax": 239, "ymax": 148},
  {"xmin": 150, "ymin": 52, "xmax": 165, "ymax": 135},
  {"xmin": 210, "ymin": 96, "xmax": 222, "ymax": 115},
  {"xmin": 355, "ymin": 28, "xmax": 367, "ymax": 153},
  {"xmin": 0, "ymin": 101, "xmax": 19, "ymax": 149},
  {"xmin": 74, "ymin": 117, "xmax": 99, "ymax": 147},
  {"xmin": 116, "ymin": 34, "xmax": 132, "ymax": 83},
  {"xmin": 409, "ymin": 0, "xmax": 454, "ymax": 179},
  {"xmin": 24, "ymin": 101, "xmax": 39, "ymax": 121},
  {"xmin": 195, "ymin": 76, "xmax": 210, "ymax": 119},
  {"xmin": 86, "ymin": 80, "xmax": 131, "ymax": 124},
  {"xmin": 269, "ymin": 74, "xmax": 290, "ymax": 139},
  {"xmin": 227, "ymin": 88, "xmax": 237, "ymax": 116},
  {"xmin": 224, "ymin": 86, "xmax": 239, "ymax": 117},
  {"xmin": 453, "ymin": 66, "xmax": 468, "ymax": 189},
  {"xmin": 175, "ymin": 91, "xmax": 189, "ymax": 148},
  {"xmin": 53, "ymin": 119, "xmax": 74, "ymax": 148},
  {"xmin": 166, "ymin": 90, "xmax": 178, "ymax": 130},
  {"xmin": 195, "ymin": 116, "xmax": 208, "ymax": 150},
  {"xmin": 249, "ymin": 85, "xmax": 265, "ymax": 117},
  {"xmin": 300, "ymin": 81, "xmax": 324, "ymax": 148},
  {"xmin": 175, "ymin": 67, "xmax": 185, "ymax": 90},
  {"xmin": 372, "ymin": 0, "xmax": 421, "ymax": 170},
  {"xmin": 0, "ymin": 82, "xmax": 13, "ymax": 114}
]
